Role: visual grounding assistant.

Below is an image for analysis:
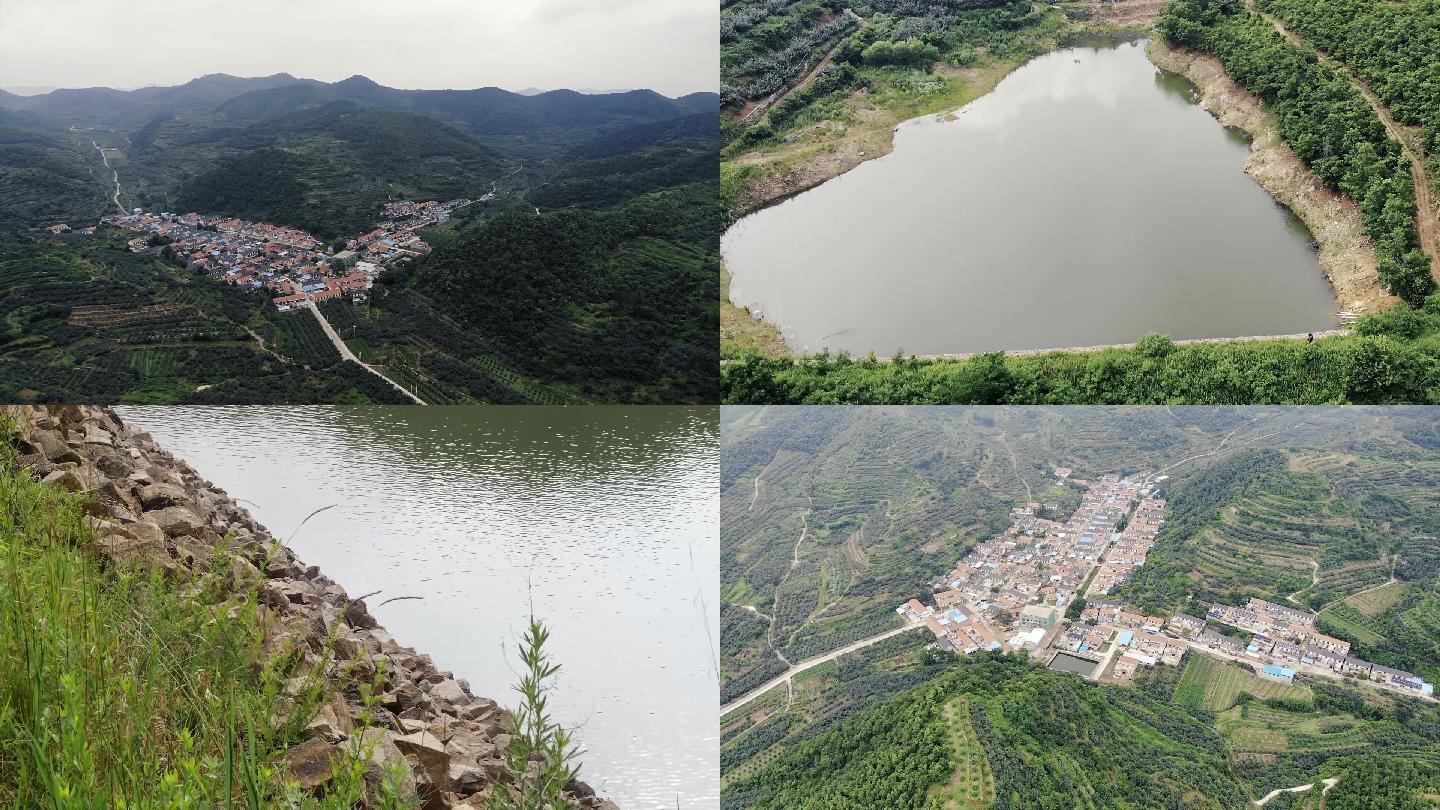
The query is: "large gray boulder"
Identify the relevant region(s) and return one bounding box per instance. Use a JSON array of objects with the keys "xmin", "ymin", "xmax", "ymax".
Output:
[
  {"xmin": 145, "ymin": 505, "xmax": 205, "ymax": 537},
  {"xmin": 394, "ymin": 730, "xmax": 451, "ymax": 790},
  {"xmin": 138, "ymin": 482, "xmax": 189, "ymax": 510}
]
